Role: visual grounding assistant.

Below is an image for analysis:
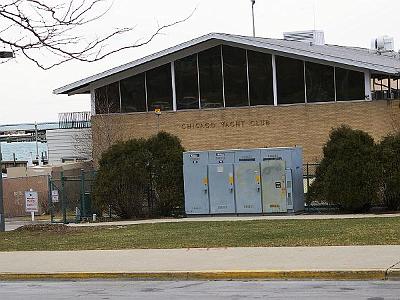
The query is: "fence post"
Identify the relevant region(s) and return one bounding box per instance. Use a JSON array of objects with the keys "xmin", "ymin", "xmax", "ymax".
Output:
[
  {"xmin": 48, "ymin": 176, "xmax": 53, "ymax": 223},
  {"xmin": 61, "ymin": 171, "xmax": 67, "ymax": 224},
  {"xmin": 306, "ymin": 163, "xmax": 310, "ymax": 193},
  {"xmin": 80, "ymin": 169, "xmax": 85, "ymax": 222}
]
